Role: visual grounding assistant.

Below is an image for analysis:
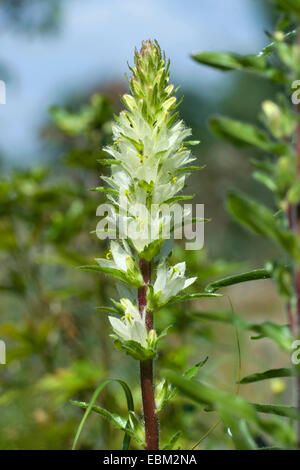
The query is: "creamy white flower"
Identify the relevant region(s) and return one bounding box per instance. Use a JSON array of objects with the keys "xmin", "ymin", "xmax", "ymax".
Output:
[
  {"xmin": 96, "ymin": 241, "xmax": 128, "ymax": 270},
  {"xmin": 106, "ymin": 117, "xmax": 194, "ymax": 186},
  {"xmin": 95, "ymin": 241, "xmax": 144, "ymax": 287},
  {"xmin": 96, "ymin": 41, "xmax": 201, "ymax": 348},
  {"xmin": 99, "ymin": 41, "xmax": 199, "ymax": 256},
  {"xmin": 109, "ymin": 298, "xmax": 148, "ymax": 347},
  {"xmin": 153, "ymin": 260, "xmax": 197, "ymax": 304}
]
